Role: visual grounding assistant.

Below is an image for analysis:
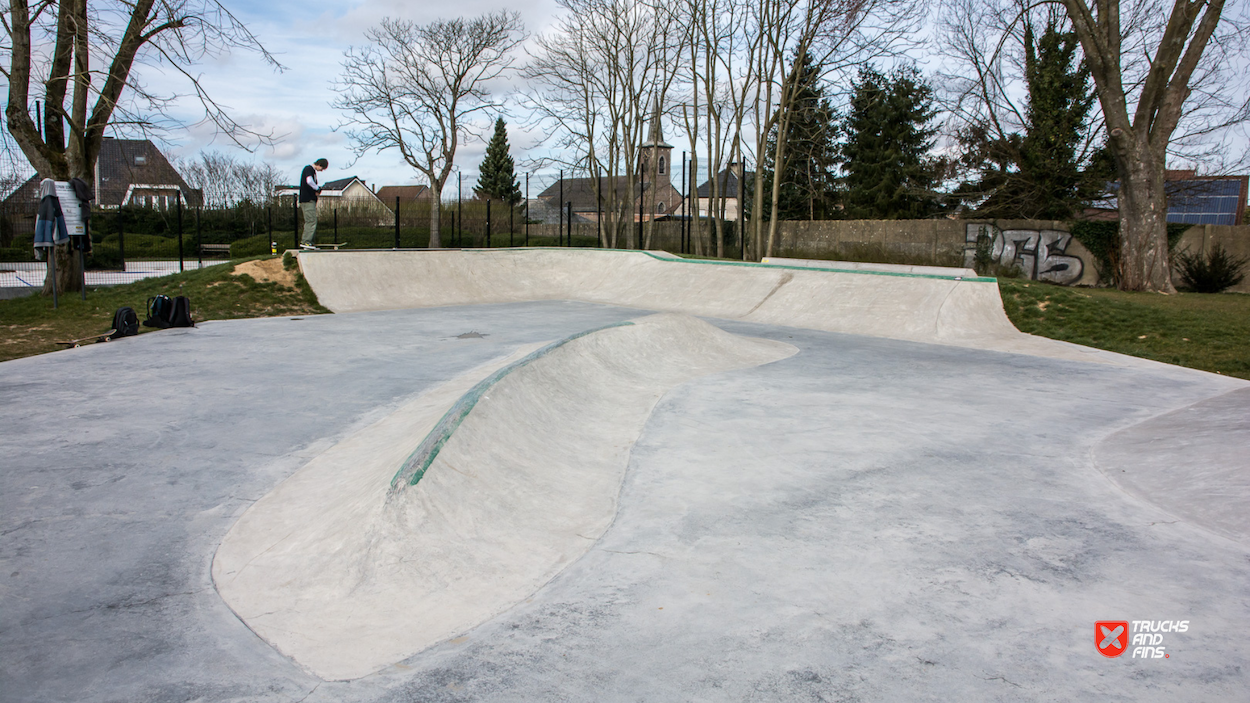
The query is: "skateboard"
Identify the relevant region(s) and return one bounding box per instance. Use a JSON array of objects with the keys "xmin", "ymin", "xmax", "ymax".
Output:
[{"xmin": 56, "ymin": 329, "xmax": 116, "ymax": 348}]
